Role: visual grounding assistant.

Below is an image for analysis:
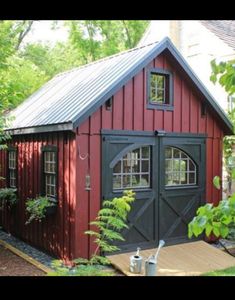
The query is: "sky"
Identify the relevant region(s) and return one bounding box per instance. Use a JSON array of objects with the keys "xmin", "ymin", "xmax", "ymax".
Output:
[{"xmin": 23, "ymin": 21, "xmax": 69, "ymax": 46}]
